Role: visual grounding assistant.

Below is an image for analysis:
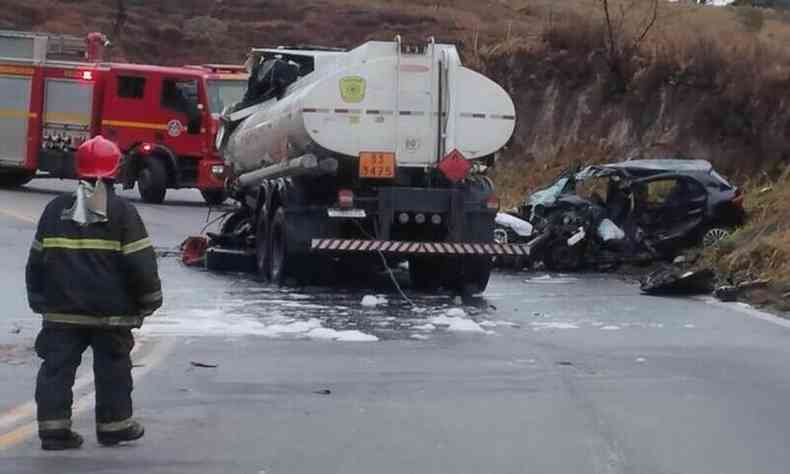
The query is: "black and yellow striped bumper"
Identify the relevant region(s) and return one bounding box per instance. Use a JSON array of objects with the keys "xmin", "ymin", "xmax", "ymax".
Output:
[{"xmin": 310, "ymin": 239, "xmax": 531, "ymax": 256}]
